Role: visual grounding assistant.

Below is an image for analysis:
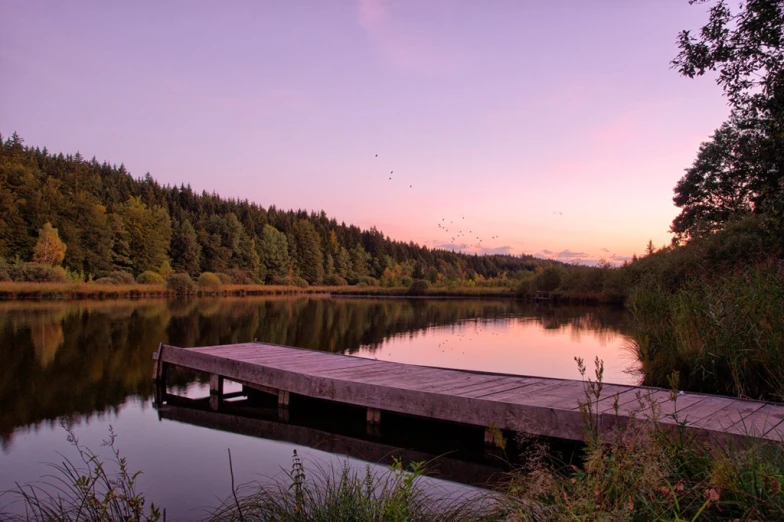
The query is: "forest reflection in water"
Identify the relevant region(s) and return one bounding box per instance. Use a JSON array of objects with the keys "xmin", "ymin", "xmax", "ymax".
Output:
[{"xmin": 0, "ymin": 296, "xmax": 636, "ymax": 450}]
